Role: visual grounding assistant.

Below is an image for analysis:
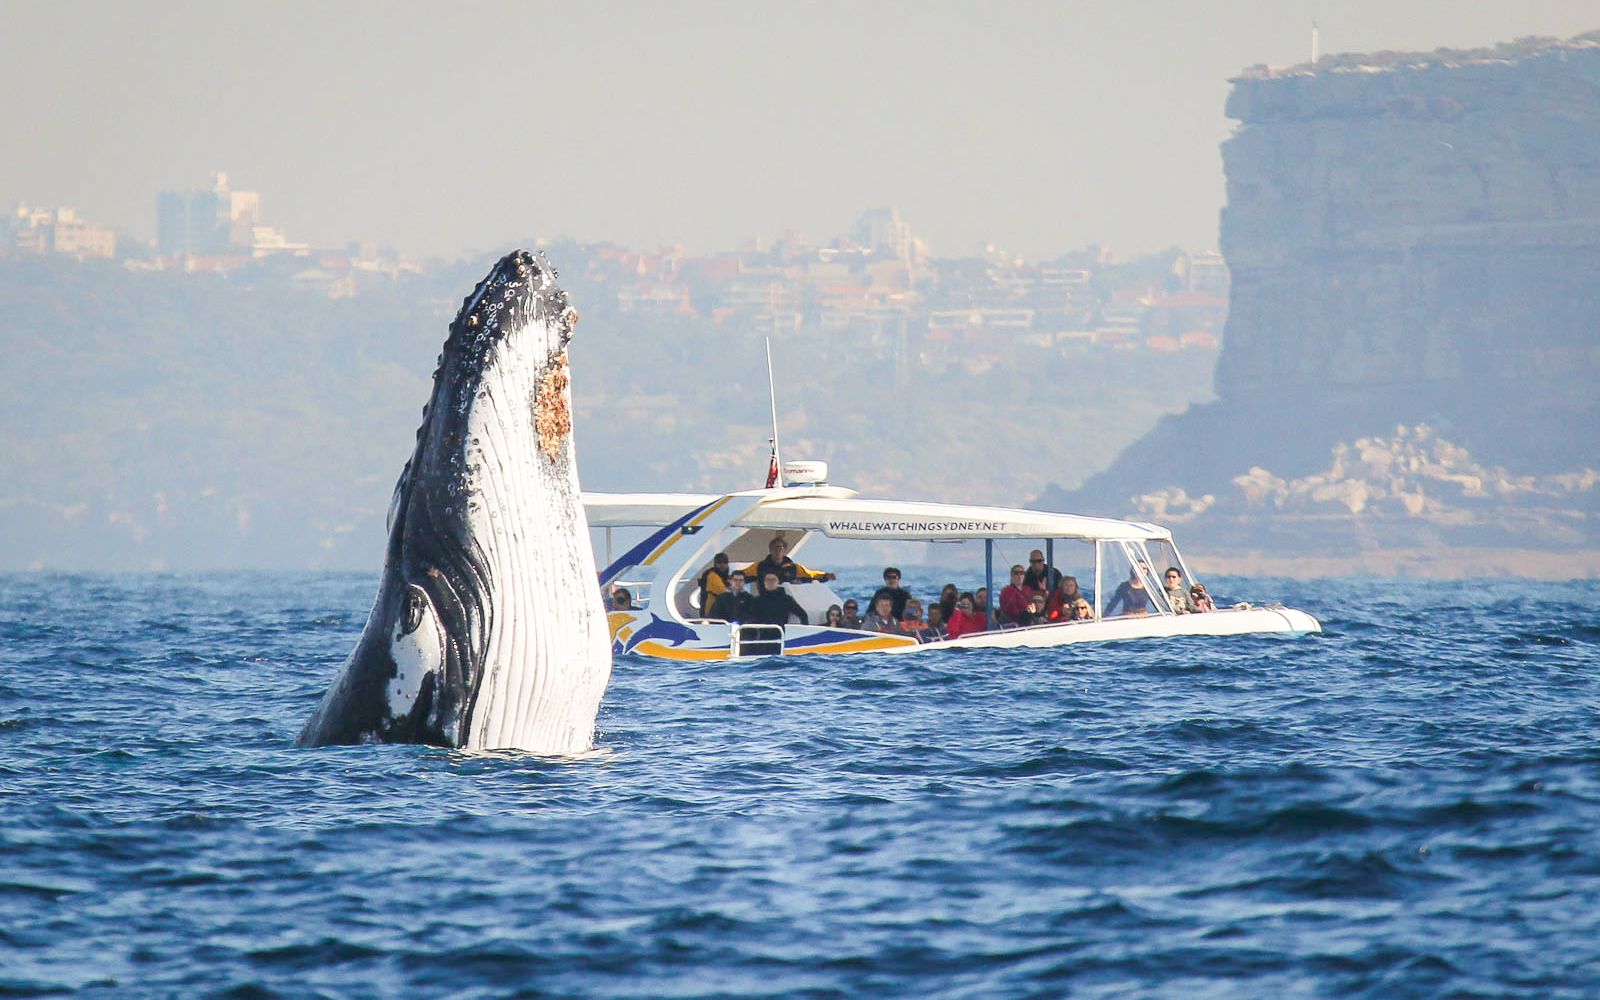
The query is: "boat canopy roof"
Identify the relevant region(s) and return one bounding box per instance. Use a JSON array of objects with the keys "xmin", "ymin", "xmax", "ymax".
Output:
[{"xmin": 583, "ymin": 488, "xmax": 1170, "ymax": 543}]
